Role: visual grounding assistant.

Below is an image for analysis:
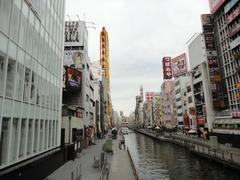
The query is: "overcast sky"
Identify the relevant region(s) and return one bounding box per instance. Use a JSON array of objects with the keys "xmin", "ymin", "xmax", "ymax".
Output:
[{"xmin": 66, "ymin": 0, "xmax": 210, "ymax": 116}]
